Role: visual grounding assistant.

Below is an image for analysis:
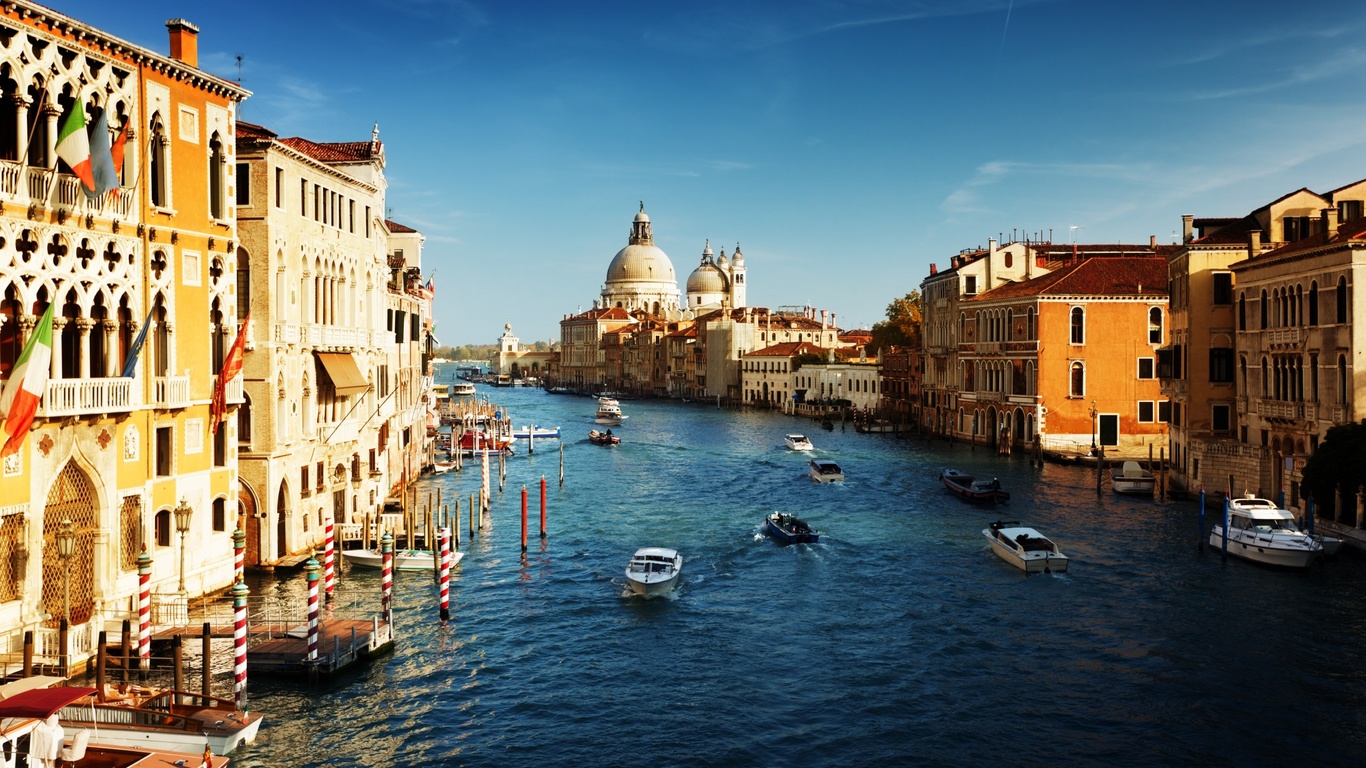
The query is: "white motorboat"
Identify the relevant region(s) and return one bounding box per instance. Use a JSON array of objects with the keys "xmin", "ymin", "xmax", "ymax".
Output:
[
  {"xmin": 624, "ymin": 547, "xmax": 682, "ymax": 597},
  {"xmin": 512, "ymin": 425, "xmax": 561, "ymax": 439},
  {"xmin": 452, "ymin": 381, "xmax": 477, "ymax": 396},
  {"xmin": 595, "ymin": 400, "xmax": 627, "ymax": 425},
  {"xmin": 785, "ymin": 434, "xmax": 814, "ymax": 451},
  {"xmin": 1210, "ymin": 494, "xmax": 1322, "ymax": 569},
  {"xmin": 1110, "ymin": 460, "xmax": 1156, "ymax": 495},
  {"xmin": 809, "ymin": 458, "xmax": 844, "ymax": 483},
  {"xmin": 983, "ymin": 520, "xmax": 1069, "ymax": 574},
  {"xmin": 343, "ymin": 548, "xmax": 464, "ymax": 571}
]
